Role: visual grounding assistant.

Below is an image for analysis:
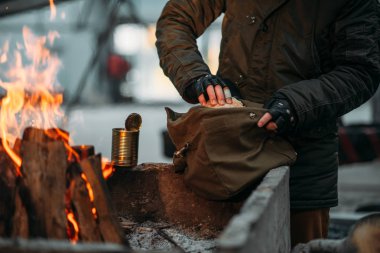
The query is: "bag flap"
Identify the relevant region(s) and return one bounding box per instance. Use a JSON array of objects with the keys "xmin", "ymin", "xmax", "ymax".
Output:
[
  {"xmin": 165, "ymin": 100, "xmax": 265, "ymax": 149},
  {"xmin": 168, "ymin": 100, "xmax": 297, "ymax": 200}
]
